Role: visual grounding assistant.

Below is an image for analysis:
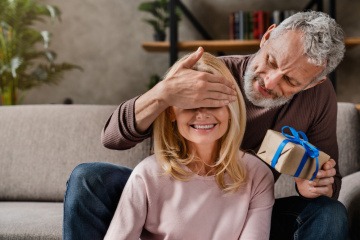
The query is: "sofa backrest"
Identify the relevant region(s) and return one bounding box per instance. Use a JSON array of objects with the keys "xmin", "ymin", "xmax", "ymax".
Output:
[
  {"xmin": 1, "ymin": 103, "xmax": 359, "ymax": 201},
  {"xmin": 0, "ymin": 105, "xmax": 150, "ymax": 202}
]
